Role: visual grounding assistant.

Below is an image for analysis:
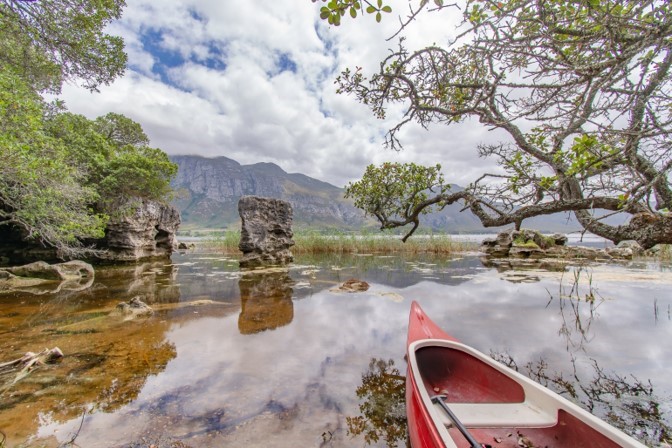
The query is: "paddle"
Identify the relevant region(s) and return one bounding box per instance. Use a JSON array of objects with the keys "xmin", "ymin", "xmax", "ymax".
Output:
[{"xmin": 431, "ymin": 395, "xmax": 492, "ymax": 448}]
